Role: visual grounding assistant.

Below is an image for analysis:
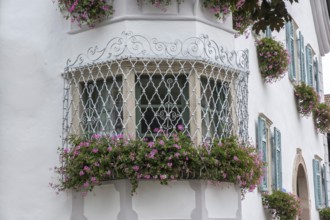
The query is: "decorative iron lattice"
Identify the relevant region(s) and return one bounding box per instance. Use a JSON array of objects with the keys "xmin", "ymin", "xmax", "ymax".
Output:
[{"xmin": 62, "ymin": 31, "xmax": 249, "ymax": 147}]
